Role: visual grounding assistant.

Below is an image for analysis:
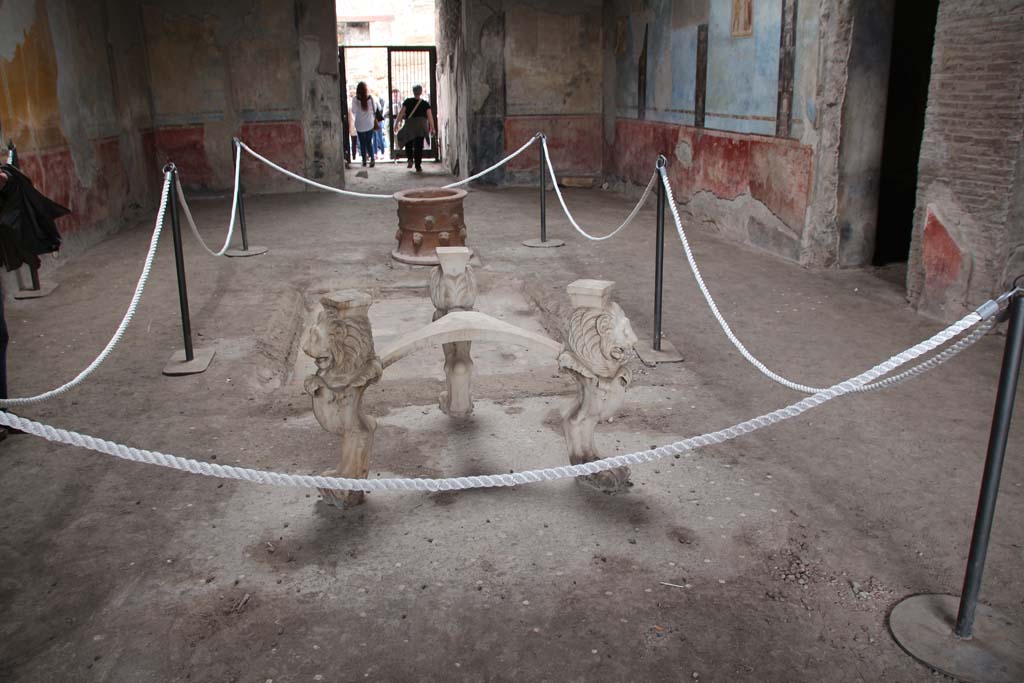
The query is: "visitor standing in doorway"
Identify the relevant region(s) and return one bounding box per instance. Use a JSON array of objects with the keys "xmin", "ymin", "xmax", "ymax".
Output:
[
  {"xmin": 349, "ymin": 81, "xmax": 377, "ymax": 168},
  {"xmin": 372, "ymin": 90, "xmax": 387, "ymax": 159},
  {"xmin": 346, "ymin": 85, "xmax": 358, "ymax": 163},
  {"xmin": 394, "ymin": 84, "xmax": 434, "ymax": 173}
]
